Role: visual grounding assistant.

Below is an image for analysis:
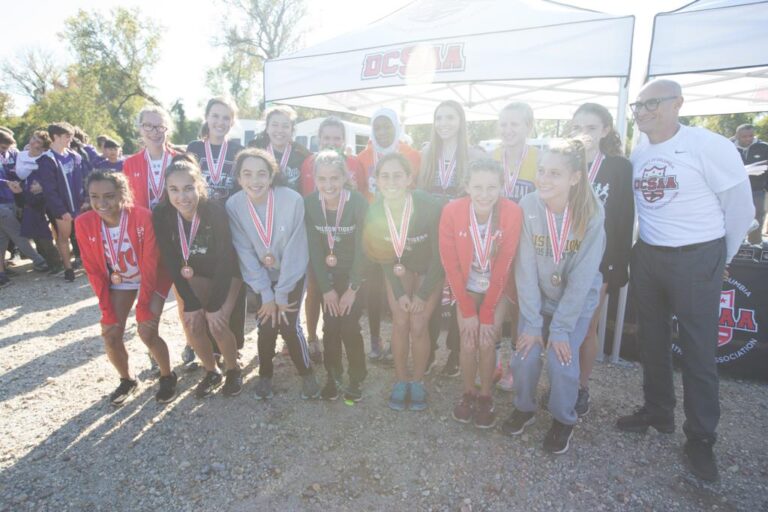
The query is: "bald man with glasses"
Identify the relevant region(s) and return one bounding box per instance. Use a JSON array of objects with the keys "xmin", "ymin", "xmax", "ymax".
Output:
[{"xmin": 618, "ymin": 79, "xmax": 754, "ymax": 482}]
